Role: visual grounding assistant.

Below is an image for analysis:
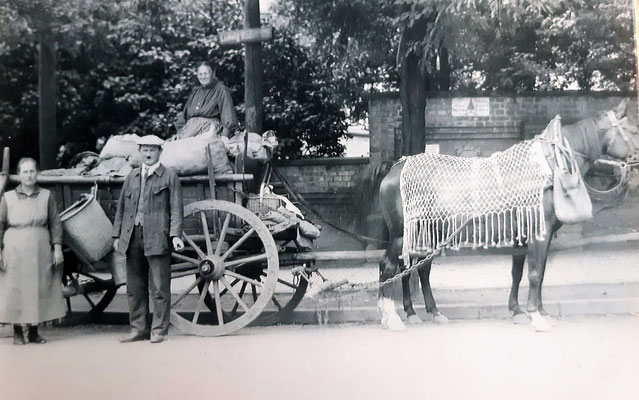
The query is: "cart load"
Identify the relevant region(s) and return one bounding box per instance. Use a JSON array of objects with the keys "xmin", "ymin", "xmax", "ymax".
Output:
[{"xmin": 42, "ymin": 130, "xmax": 279, "ymax": 178}]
